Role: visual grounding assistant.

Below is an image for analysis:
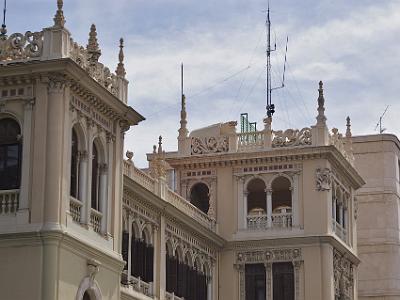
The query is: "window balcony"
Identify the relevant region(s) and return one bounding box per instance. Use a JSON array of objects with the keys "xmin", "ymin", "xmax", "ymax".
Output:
[
  {"xmin": 332, "ymin": 220, "xmax": 348, "ymax": 243},
  {"xmin": 0, "ymin": 189, "xmax": 19, "ymax": 215},
  {"xmin": 246, "ymin": 212, "xmax": 292, "ymax": 230}
]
